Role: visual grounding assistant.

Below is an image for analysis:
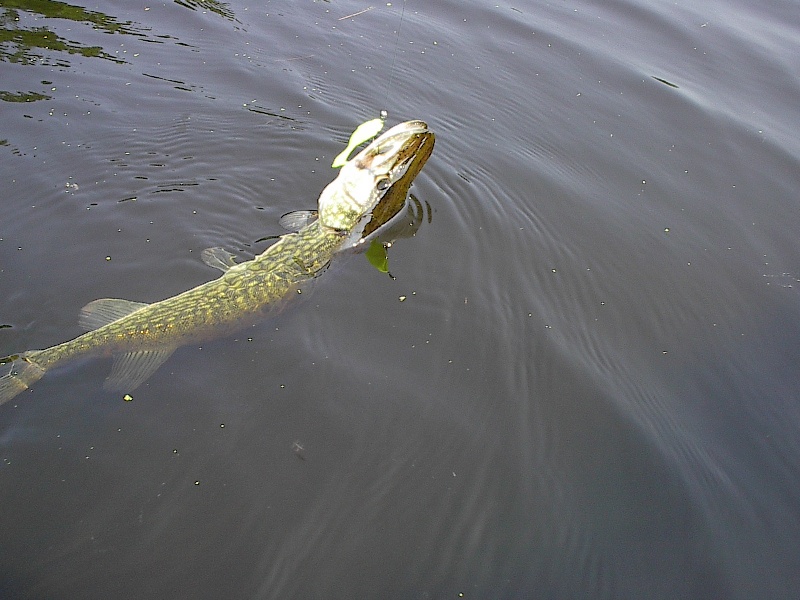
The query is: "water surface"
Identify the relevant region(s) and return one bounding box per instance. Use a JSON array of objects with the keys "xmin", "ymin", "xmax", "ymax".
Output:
[{"xmin": 2, "ymin": 0, "xmax": 800, "ymax": 598}]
